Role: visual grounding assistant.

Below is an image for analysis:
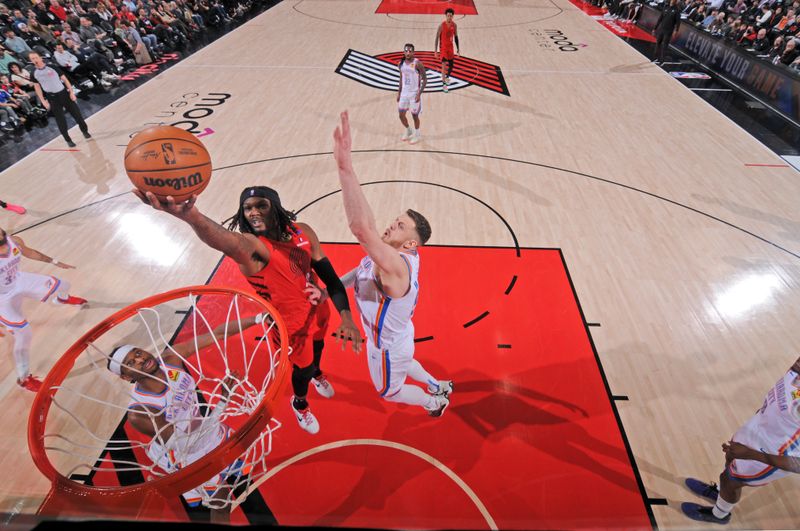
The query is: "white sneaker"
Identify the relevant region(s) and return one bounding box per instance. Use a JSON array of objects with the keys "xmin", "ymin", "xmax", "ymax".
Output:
[
  {"xmin": 409, "ymin": 132, "xmax": 421, "ymax": 144},
  {"xmin": 312, "ymin": 375, "xmax": 335, "ymax": 398},
  {"xmin": 425, "ymin": 394, "xmax": 449, "ymax": 417},
  {"xmin": 401, "ymin": 128, "xmax": 413, "ymax": 141},
  {"xmin": 428, "ymin": 380, "xmax": 453, "ymax": 397},
  {"xmin": 290, "ymin": 398, "xmax": 320, "ymax": 434}
]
